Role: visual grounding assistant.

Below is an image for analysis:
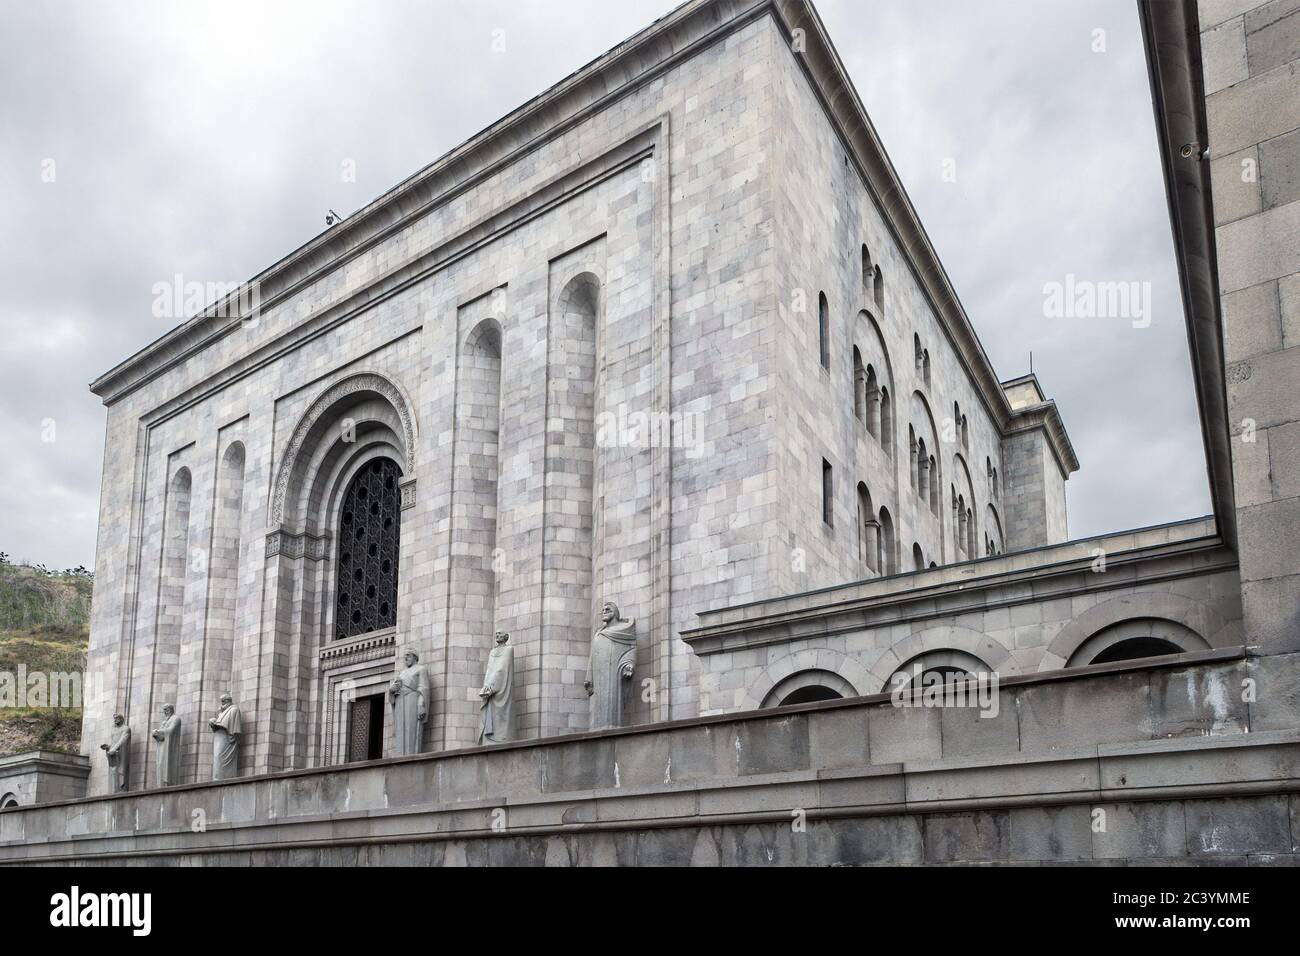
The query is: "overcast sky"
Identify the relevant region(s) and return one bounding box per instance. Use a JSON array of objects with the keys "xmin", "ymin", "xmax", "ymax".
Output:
[{"xmin": 0, "ymin": 0, "xmax": 1209, "ymax": 569}]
